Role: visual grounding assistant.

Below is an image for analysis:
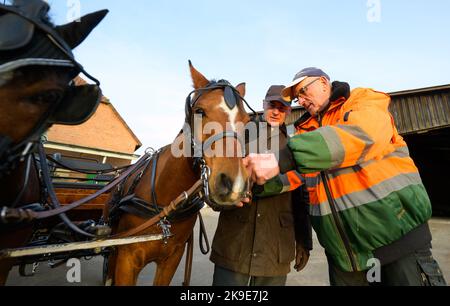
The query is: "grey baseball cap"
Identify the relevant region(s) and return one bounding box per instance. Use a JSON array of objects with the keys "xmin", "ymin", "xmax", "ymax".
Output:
[
  {"xmin": 264, "ymin": 85, "xmax": 291, "ymax": 107},
  {"xmin": 281, "ymin": 67, "xmax": 330, "ymax": 101}
]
